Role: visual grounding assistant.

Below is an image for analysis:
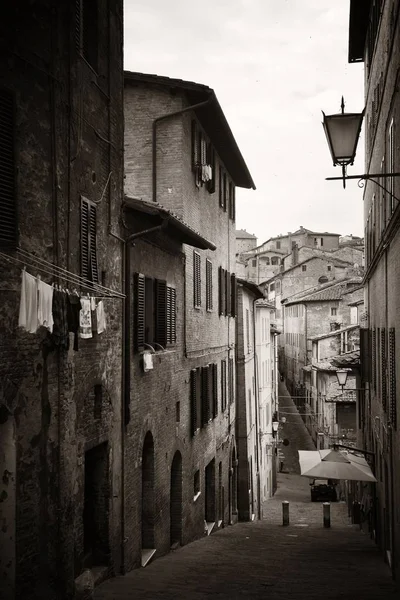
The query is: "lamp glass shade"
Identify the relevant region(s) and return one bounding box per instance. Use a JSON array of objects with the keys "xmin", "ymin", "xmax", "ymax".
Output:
[
  {"xmin": 272, "ymin": 420, "xmax": 279, "ymax": 433},
  {"xmin": 322, "ymin": 110, "xmax": 364, "ymax": 166},
  {"xmin": 336, "ymin": 369, "xmax": 348, "ymax": 387}
]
